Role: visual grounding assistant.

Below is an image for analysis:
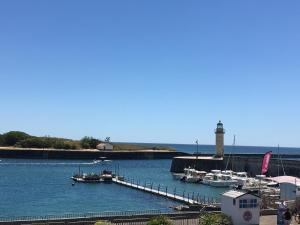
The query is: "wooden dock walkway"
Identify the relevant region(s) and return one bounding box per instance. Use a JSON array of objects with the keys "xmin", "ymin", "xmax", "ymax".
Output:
[{"xmin": 112, "ymin": 178, "xmax": 219, "ymax": 207}]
